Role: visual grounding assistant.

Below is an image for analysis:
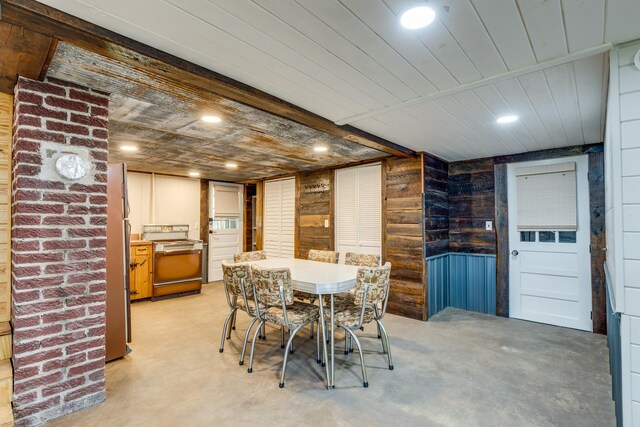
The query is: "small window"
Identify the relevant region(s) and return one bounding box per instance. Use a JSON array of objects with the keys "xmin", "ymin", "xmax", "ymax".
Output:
[
  {"xmin": 558, "ymin": 231, "xmax": 577, "ymax": 243},
  {"xmin": 539, "ymin": 231, "xmax": 556, "ymax": 243},
  {"xmin": 211, "ymin": 217, "xmax": 239, "ymax": 230},
  {"xmin": 520, "ymin": 231, "xmax": 536, "ymax": 242}
]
